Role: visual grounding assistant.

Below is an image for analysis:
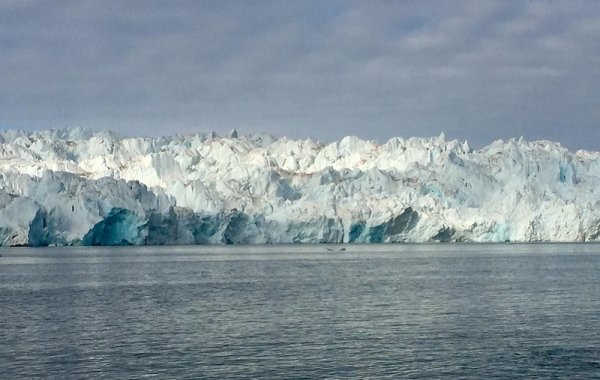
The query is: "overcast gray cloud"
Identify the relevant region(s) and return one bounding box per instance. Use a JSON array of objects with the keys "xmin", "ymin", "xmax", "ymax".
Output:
[{"xmin": 1, "ymin": 0, "xmax": 599, "ymax": 149}]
